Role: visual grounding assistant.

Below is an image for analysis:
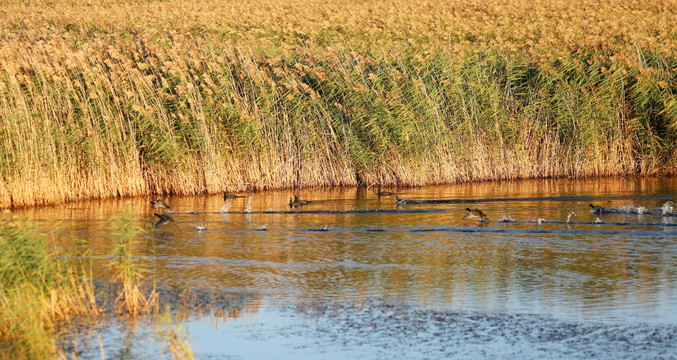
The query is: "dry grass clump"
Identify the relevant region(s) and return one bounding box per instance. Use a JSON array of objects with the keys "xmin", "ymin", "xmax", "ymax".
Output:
[
  {"xmin": 0, "ymin": 0, "xmax": 675, "ymax": 207},
  {"xmin": 0, "ymin": 211, "xmax": 188, "ymax": 359}
]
